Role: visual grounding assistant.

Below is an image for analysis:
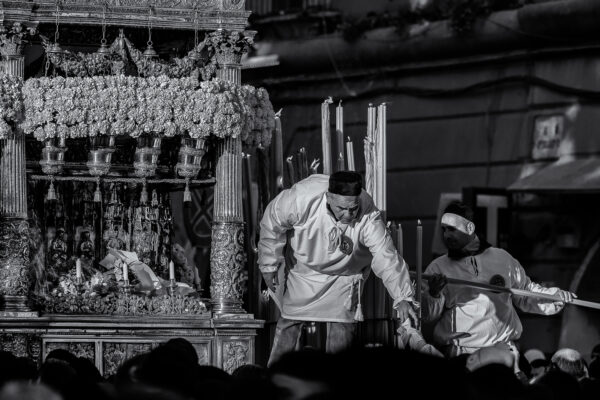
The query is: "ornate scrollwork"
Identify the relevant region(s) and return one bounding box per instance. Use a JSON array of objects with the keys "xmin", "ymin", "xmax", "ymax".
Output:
[
  {"xmin": 222, "ymin": 340, "xmax": 248, "ymax": 374},
  {"xmin": 0, "ymin": 333, "xmax": 41, "ymax": 362},
  {"xmin": 210, "ymin": 222, "xmax": 246, "ymax": 302},
  {"xmin": 194, "ymin": 343, "xmax": 210, "ymax": 365},
  {"xmin": 58, "ymin": 1, "xmax": 243, "ymax": 10},
  {"xmin": 45, "ymin": 341, "xmax": 95, "ymax": 362},
  {"xmin": 206, "ymin": 29, "xmax": 254, "ymax": 66},
  {"xmin": 0, "ymin": 219, "xmax": 31, "ymax": 297},
  {"xmin": 36, "ymin": 293, "xmax": 209, "ymax": 316},
  {"xmin": 103, "ymin": 343, "xmax": 127, "ymax": 377}
]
